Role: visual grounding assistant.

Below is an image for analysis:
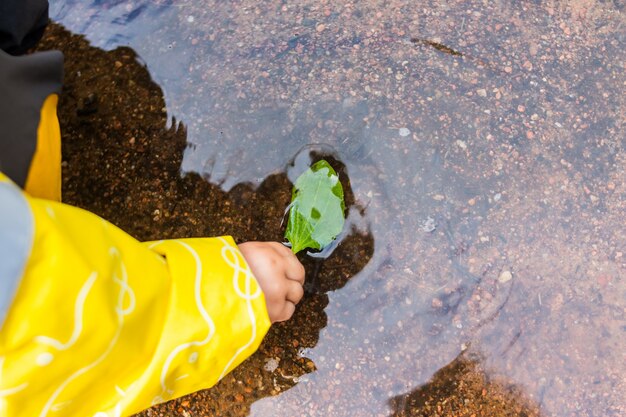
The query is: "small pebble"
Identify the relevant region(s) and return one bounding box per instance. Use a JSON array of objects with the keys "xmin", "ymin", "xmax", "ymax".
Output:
[
  {"xmin": 498, "ymin": 270, "xmax": 513, "ymax": 283},
  {"xmin": 420, "ymin": 217, "xmax": 437, "ymax": 232},
  {"xmin": 263, "ymin": 357, "xmax": 280, "ymax": 372},
  {"xmin": 399, "ymin": 127, "xmax": 411, "ymax": 137}
]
